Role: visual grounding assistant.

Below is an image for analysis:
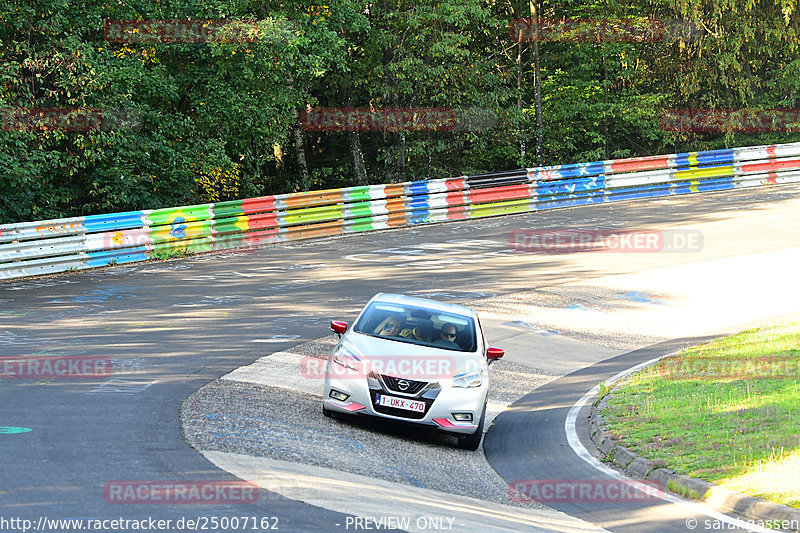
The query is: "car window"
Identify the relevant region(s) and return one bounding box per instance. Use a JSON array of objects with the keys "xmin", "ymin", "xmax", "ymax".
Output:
[{"xmin": 353, "ymin": 301, "xmax": 477, "ymax": 352}]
